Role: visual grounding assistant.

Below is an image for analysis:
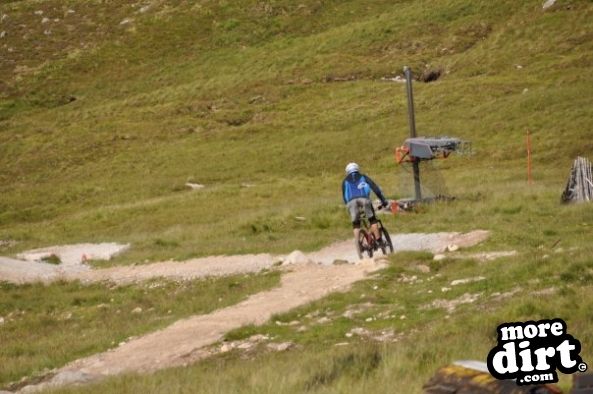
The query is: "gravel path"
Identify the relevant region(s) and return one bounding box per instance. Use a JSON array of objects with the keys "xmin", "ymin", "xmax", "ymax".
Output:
[
  {"xmin": 0, "ymin": 231, "xmax": 489, "ymax": 285},
  {"xmin": 18, "ymin": 260, "xmax": 386, "ymax": 392}
]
